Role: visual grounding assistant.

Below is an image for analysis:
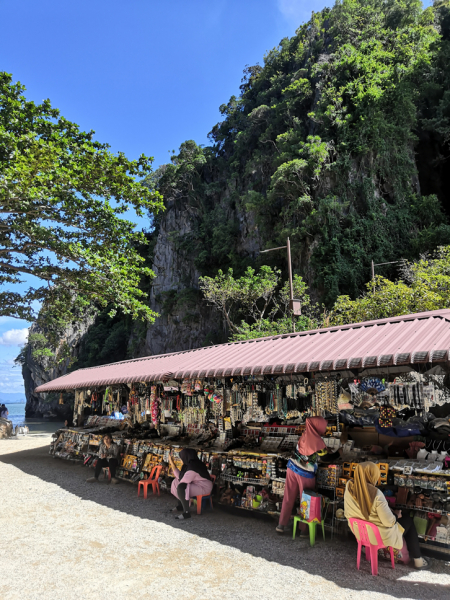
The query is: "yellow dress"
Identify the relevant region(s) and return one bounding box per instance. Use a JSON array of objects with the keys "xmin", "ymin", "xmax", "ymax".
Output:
[{"xmin": 344, "ymin": 482, "xmax": 404, "ymax": 549}]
